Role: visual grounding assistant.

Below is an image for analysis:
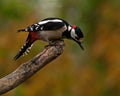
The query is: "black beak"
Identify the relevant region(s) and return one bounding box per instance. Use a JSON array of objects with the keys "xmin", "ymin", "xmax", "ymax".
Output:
[
  {"xmin": 78, "ymin": 42, "xmax": 84, "ymax": 50},
  {"xmin": 72, "ymin": 38, "xmax": 84, "ymax": 50}
]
